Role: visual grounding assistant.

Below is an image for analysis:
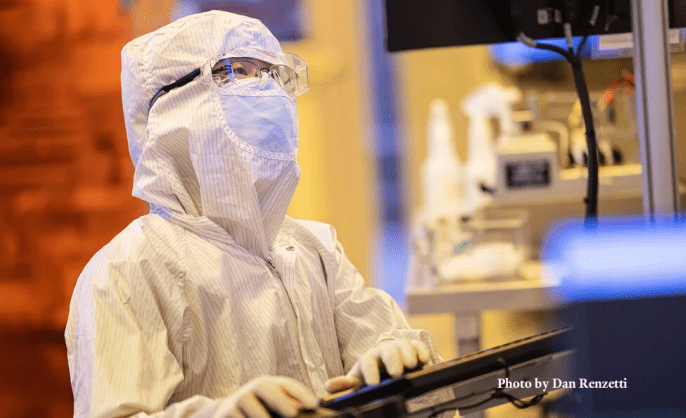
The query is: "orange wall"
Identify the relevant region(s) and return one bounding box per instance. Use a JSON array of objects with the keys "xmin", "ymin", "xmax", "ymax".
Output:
[{"xmin": 0, "ymin": 1, "xmax": 142, "ymax": 415}]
